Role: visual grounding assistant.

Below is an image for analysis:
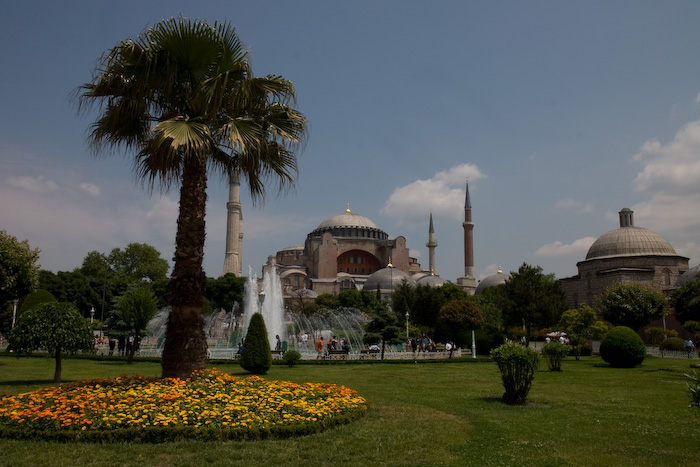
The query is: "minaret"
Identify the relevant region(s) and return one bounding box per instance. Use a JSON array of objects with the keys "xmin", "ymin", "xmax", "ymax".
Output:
[
  {"xmin": 426, "ymin": 211, "xmax": 438, "ymax": 275},
  {"xmin": 222, "ymin": 172, "xmax": 243, "ymax": 277},
  {"xmin": 457, "ymin": 179, "xmax": 476, "ymax": 294}
]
